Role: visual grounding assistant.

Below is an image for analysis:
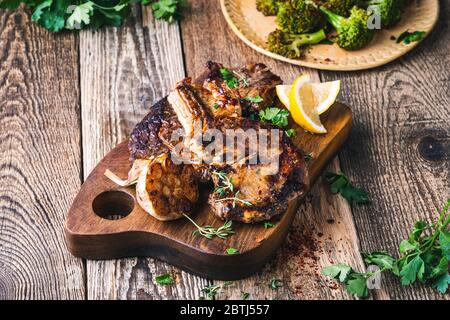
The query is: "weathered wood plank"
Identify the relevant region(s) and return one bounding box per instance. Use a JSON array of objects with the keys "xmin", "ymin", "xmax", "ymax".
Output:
[
  {"xmin": 180, "ymin": 0, "xmax": 366, "ymax": 299},
  {"xmin": 0, "ymin": 8, "xmax": 84, "ymax": 299},
  {"xmin": 320, "ymin": 1, "xmax": 450, "ymax": 300},
  {"xmin": 80, "ymin": 5, "xmax": 208, "ymax": 300}
]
